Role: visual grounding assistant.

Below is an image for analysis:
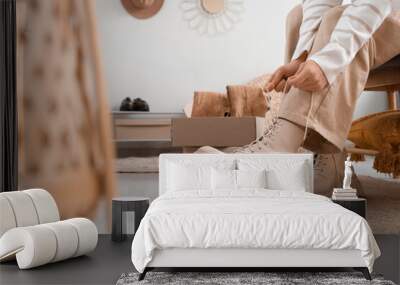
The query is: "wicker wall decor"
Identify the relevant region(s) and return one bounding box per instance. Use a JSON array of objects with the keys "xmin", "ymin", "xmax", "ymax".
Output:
[{"xmin": 181, "ymin": 0, "xmax": 244, "ymax": 35}]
